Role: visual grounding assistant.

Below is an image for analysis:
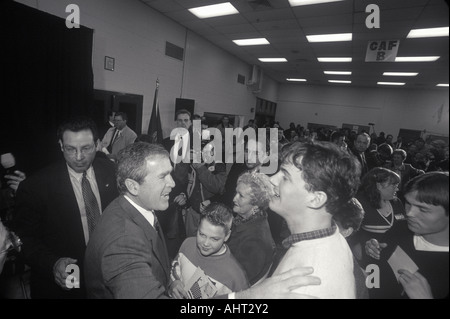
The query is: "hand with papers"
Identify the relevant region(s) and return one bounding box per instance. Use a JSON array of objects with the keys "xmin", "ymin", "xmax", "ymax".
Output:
[{"xmin": 398, "ymin": 269, "xmax": 433, "ymax": 299}]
